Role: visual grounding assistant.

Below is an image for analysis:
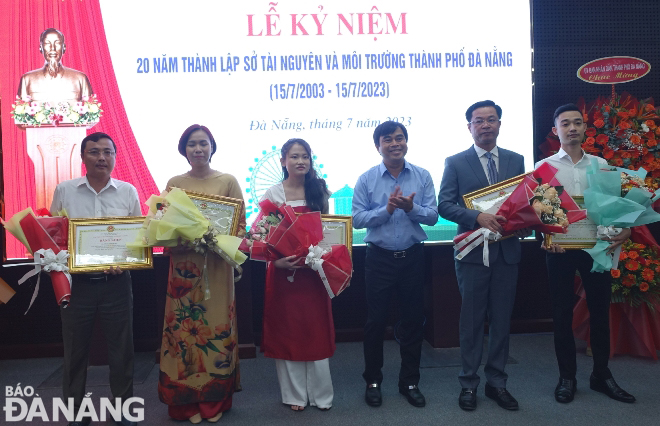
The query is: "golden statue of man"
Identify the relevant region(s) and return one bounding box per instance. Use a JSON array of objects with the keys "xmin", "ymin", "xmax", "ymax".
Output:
[{"xmin": 17, "ymin": 28, "xmax": 93, "ymax": 104}]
